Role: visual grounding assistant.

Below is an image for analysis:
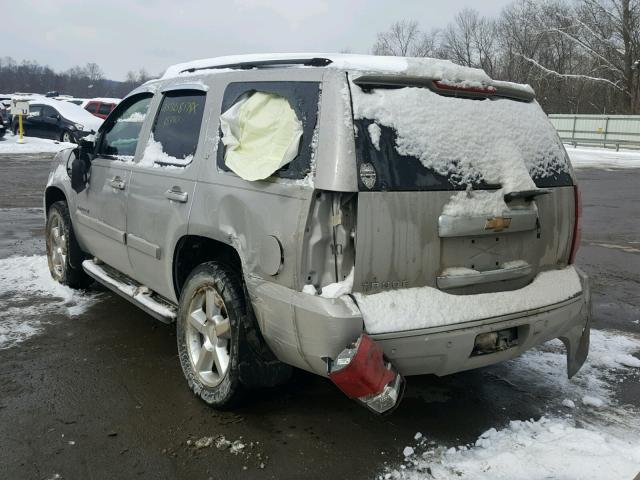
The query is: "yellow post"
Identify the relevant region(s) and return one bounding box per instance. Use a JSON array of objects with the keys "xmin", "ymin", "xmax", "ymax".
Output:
[{"xmin": 17, "ymin": 113, "xmax": 24, "ymax": 144}]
